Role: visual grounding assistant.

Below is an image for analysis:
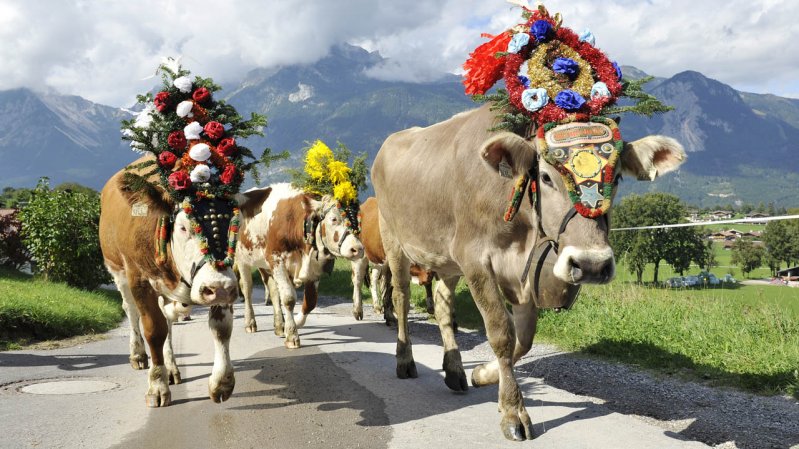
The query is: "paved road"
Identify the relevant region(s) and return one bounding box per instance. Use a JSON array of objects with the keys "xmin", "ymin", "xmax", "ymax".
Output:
[{"xmin": 0, "ymin": 288, "xmax": 710, "ymax": 449}]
